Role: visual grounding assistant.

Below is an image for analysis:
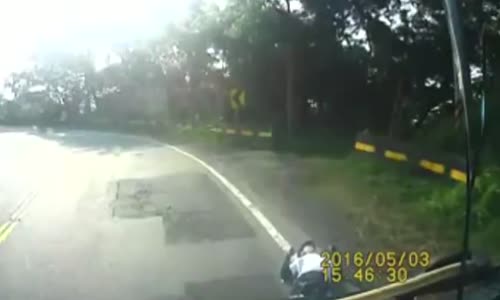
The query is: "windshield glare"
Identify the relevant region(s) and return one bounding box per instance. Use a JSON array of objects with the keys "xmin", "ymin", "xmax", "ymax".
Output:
[{"xmin": 0, "ymin": 0, "xmax": 499, "ymax": 299}]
